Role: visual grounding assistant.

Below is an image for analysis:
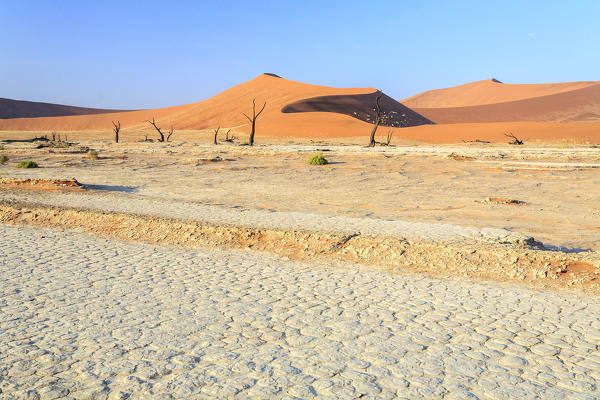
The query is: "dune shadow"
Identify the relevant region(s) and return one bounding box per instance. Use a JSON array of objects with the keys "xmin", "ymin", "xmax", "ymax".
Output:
[{"xmin": 85, "ymin": 184, "xmax": 137, "ymax": 193}]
